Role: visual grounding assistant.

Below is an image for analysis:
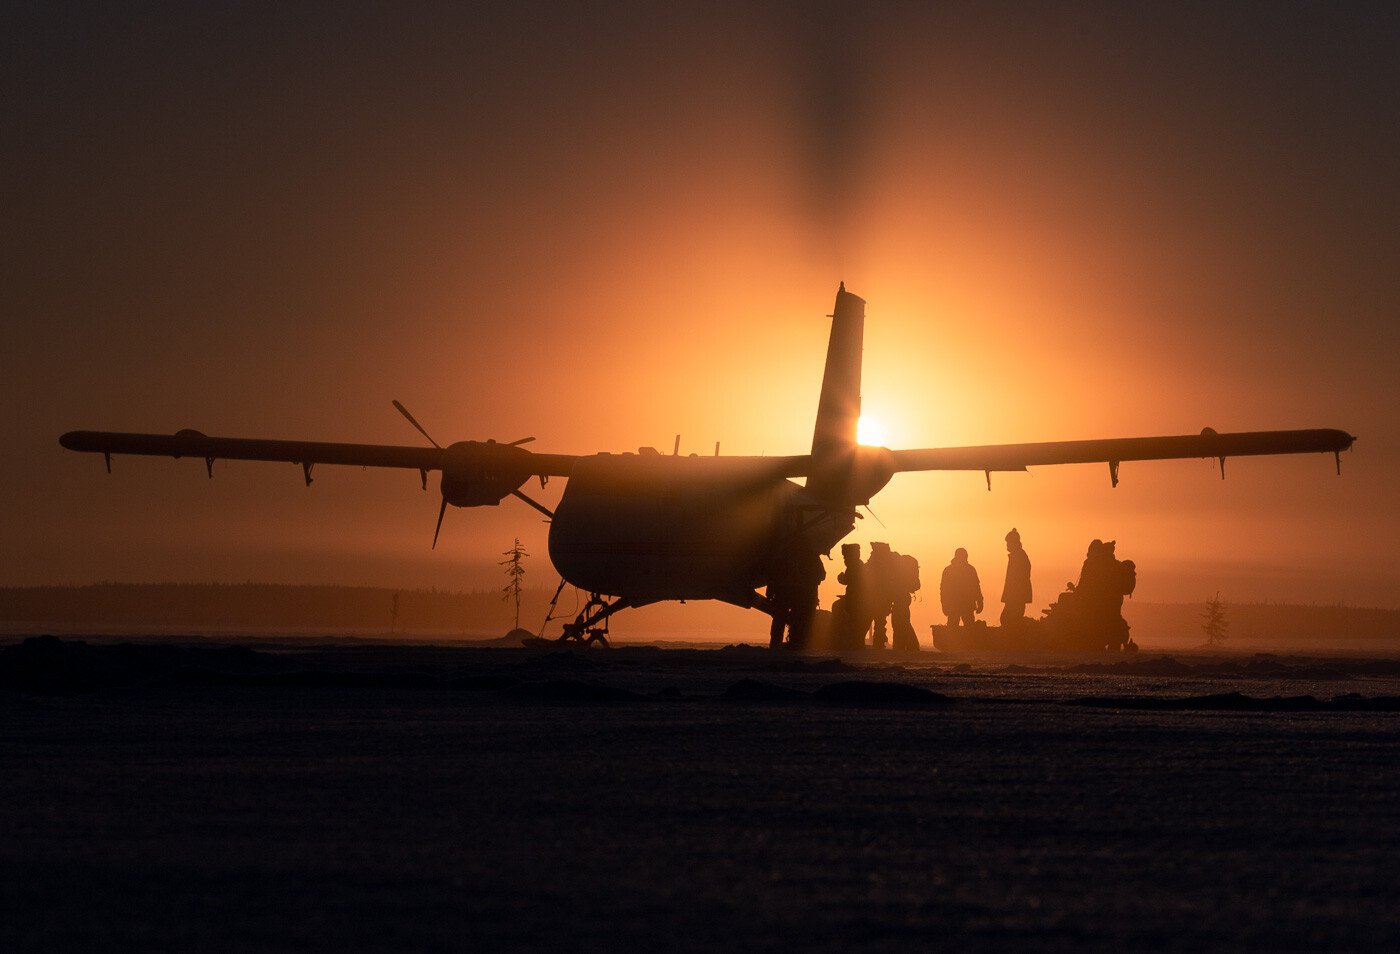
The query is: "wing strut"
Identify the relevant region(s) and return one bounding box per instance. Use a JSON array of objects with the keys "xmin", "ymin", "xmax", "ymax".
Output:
[{"xmin": 511, "ymin": 489, "xmax": 555, "ymax": 520}]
